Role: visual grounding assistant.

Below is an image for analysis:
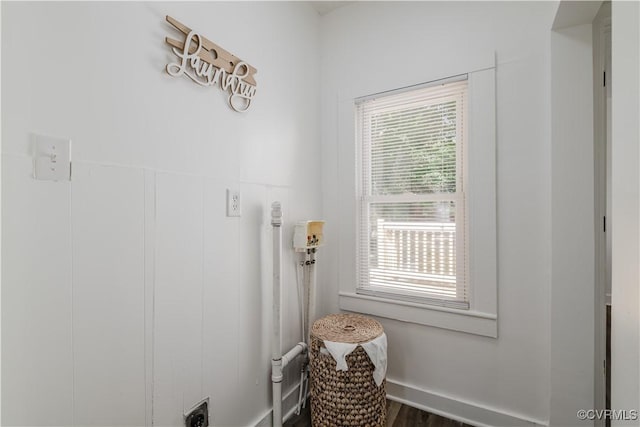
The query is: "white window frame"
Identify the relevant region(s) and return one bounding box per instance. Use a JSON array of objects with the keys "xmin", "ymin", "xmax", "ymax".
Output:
[
  {"xmin": 337, "ymin": 67, "xmax": 497, "ymax": 338},
  {"xmin": 355, "ymin": 75, "xmax": 470, "ymax": 310}
]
